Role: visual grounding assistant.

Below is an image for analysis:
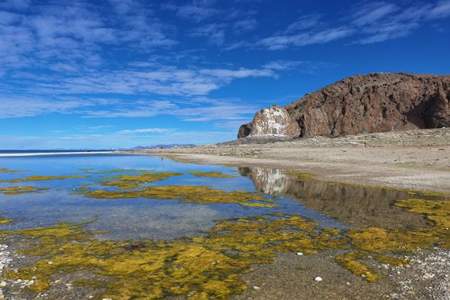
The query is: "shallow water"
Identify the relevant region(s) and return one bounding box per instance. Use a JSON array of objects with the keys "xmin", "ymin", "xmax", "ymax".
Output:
[
  {"xmin": 1, "ymin": 154, "xmax": 449, "ymax": 299},
  {"xmin": 0, "ymin": 154, "xmax": 348, "ymax": 240}
]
